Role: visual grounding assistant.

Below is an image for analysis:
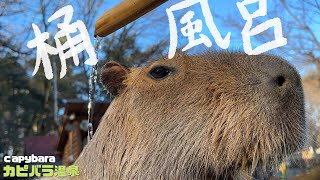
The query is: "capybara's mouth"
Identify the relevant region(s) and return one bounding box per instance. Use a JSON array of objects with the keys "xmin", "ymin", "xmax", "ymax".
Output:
[
  {"xmin": 240, "ymin": 109, "xmax": 305, "ymax": 174},
  {"xmin": 246, "ymin": 111, "xmax": 305, "ymax": 168}
]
